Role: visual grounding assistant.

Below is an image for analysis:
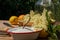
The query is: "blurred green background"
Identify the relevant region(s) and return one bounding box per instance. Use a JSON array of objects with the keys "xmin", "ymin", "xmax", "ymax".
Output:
[{"xmin": 0, "ymin": 0, "xmax": 60, "ymax": 21}]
